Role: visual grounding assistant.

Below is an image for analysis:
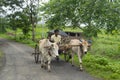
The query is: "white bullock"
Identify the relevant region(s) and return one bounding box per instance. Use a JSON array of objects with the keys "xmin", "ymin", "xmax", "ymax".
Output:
[
  {"xmin": 69, "ymin": 39, "xmax": 90, "ymax": 71},
  {"xmin": 39, "ymin": 39, "xmax": 59, "ymax": 72}
]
